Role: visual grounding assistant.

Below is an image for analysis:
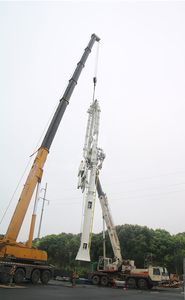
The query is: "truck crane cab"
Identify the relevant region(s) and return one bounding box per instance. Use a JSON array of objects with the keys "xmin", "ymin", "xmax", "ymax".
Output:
[{"xmin": 98, "ymin": 257, "xmax": 119, "ymax": 272}]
